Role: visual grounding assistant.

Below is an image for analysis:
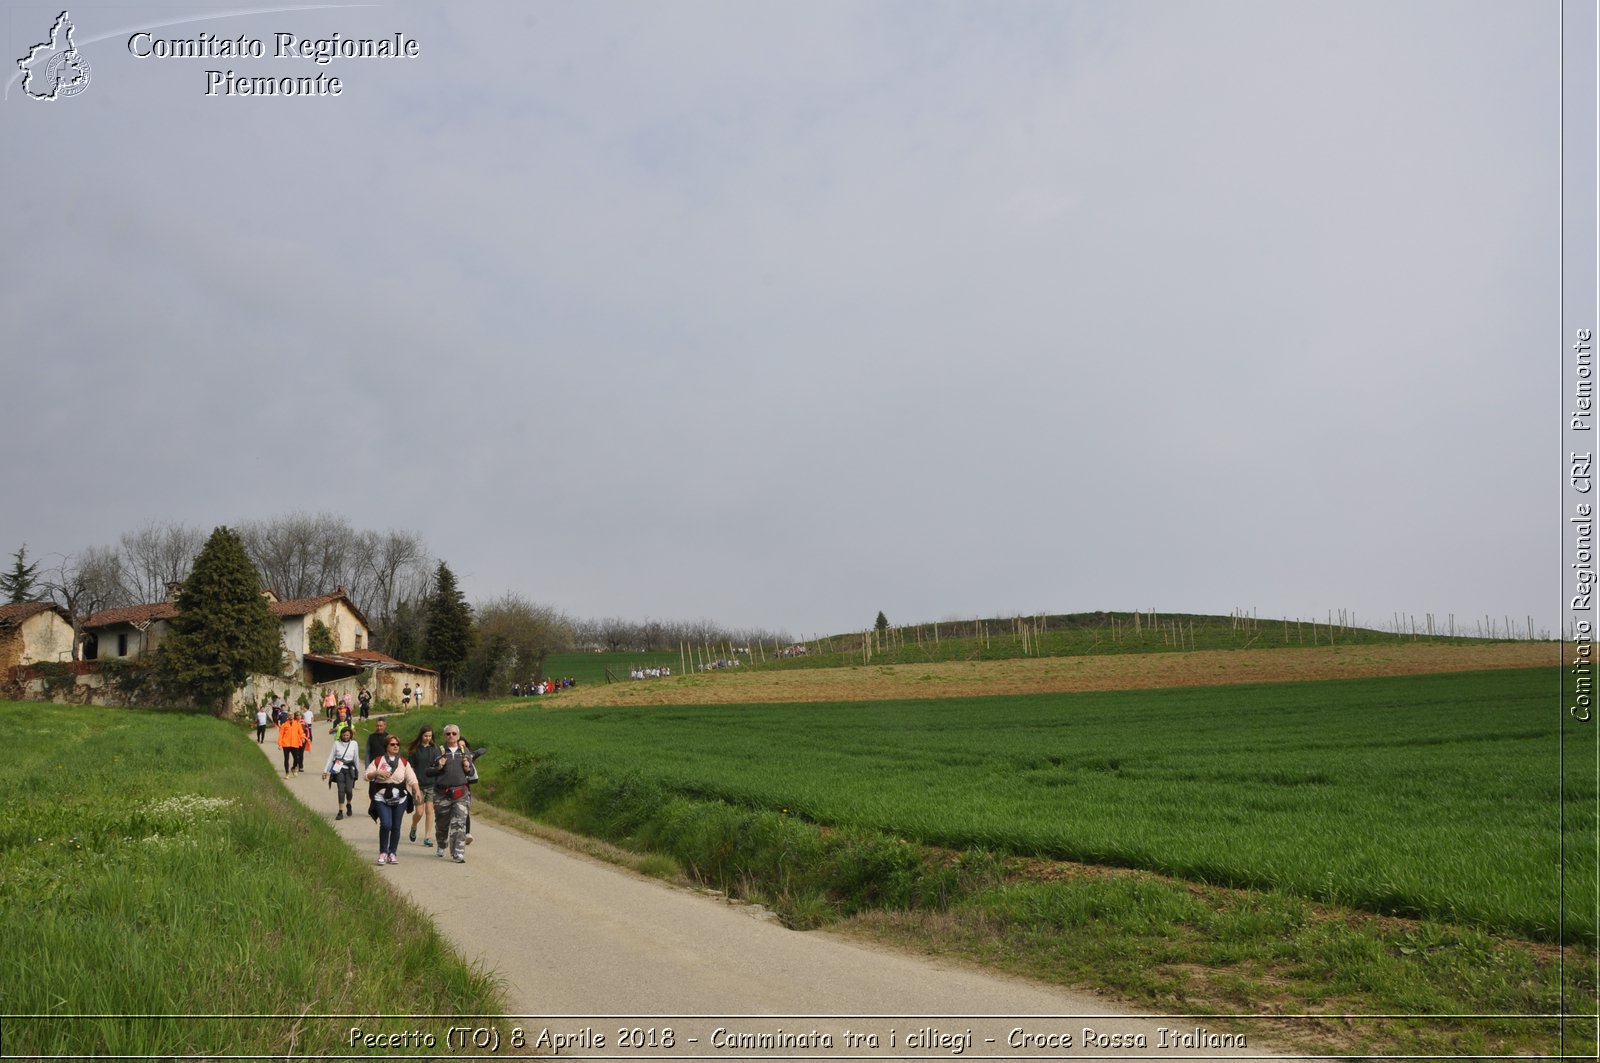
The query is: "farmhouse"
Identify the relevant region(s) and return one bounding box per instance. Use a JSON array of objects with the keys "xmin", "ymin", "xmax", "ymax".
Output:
[
  {"xmin": 71, "ymin": 586, "xmax": 435, "ymax": 710},
  {"xmin": 0, "ymin": 601, "xmax": 76, "ymax": 669}
]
